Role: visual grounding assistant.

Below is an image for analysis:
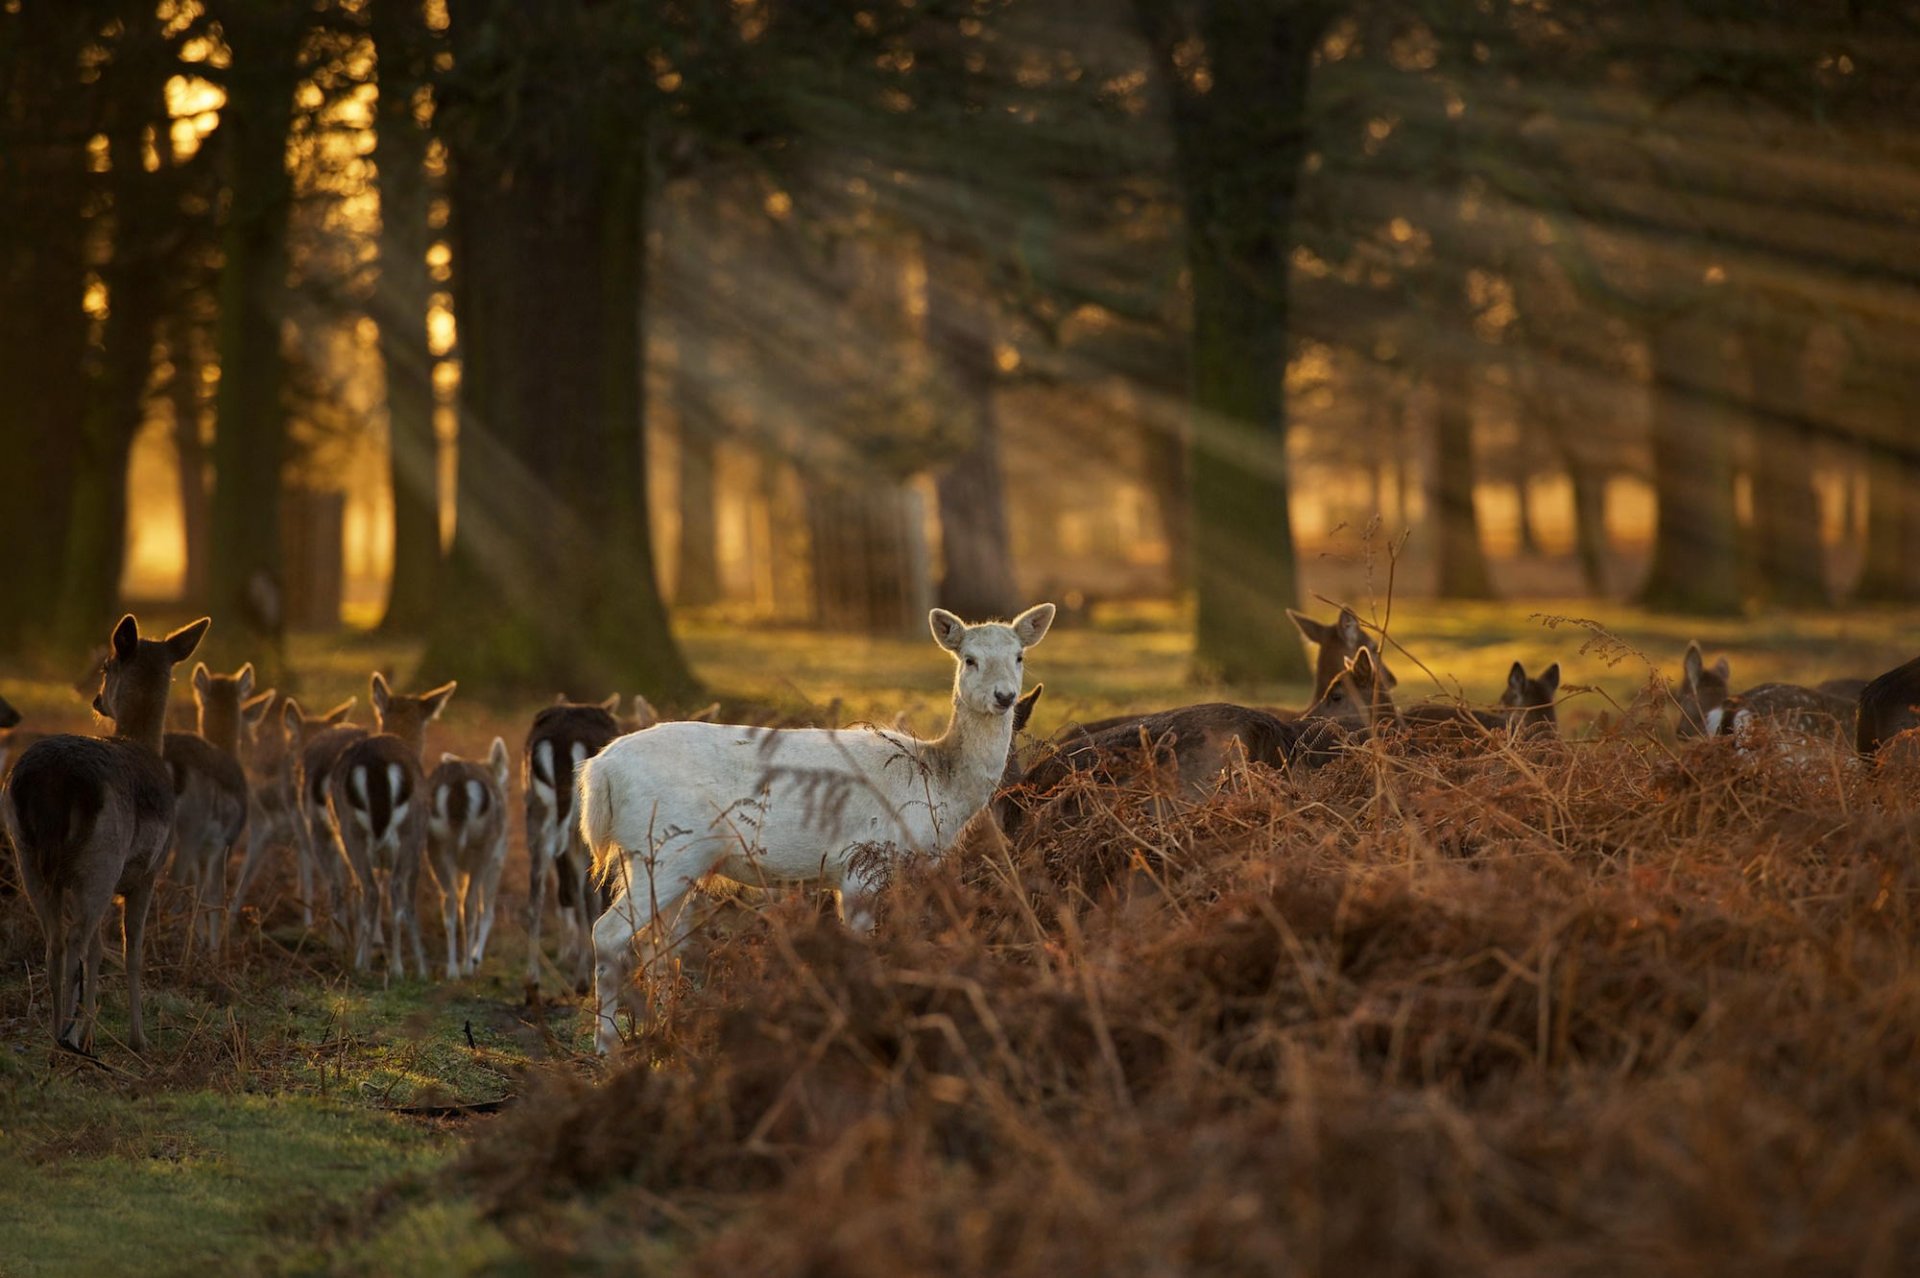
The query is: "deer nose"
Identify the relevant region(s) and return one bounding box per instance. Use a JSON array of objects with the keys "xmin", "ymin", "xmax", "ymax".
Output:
[{"xmin": 994, "ymin": 690, "xmax": 1017, "ymax": 711}]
